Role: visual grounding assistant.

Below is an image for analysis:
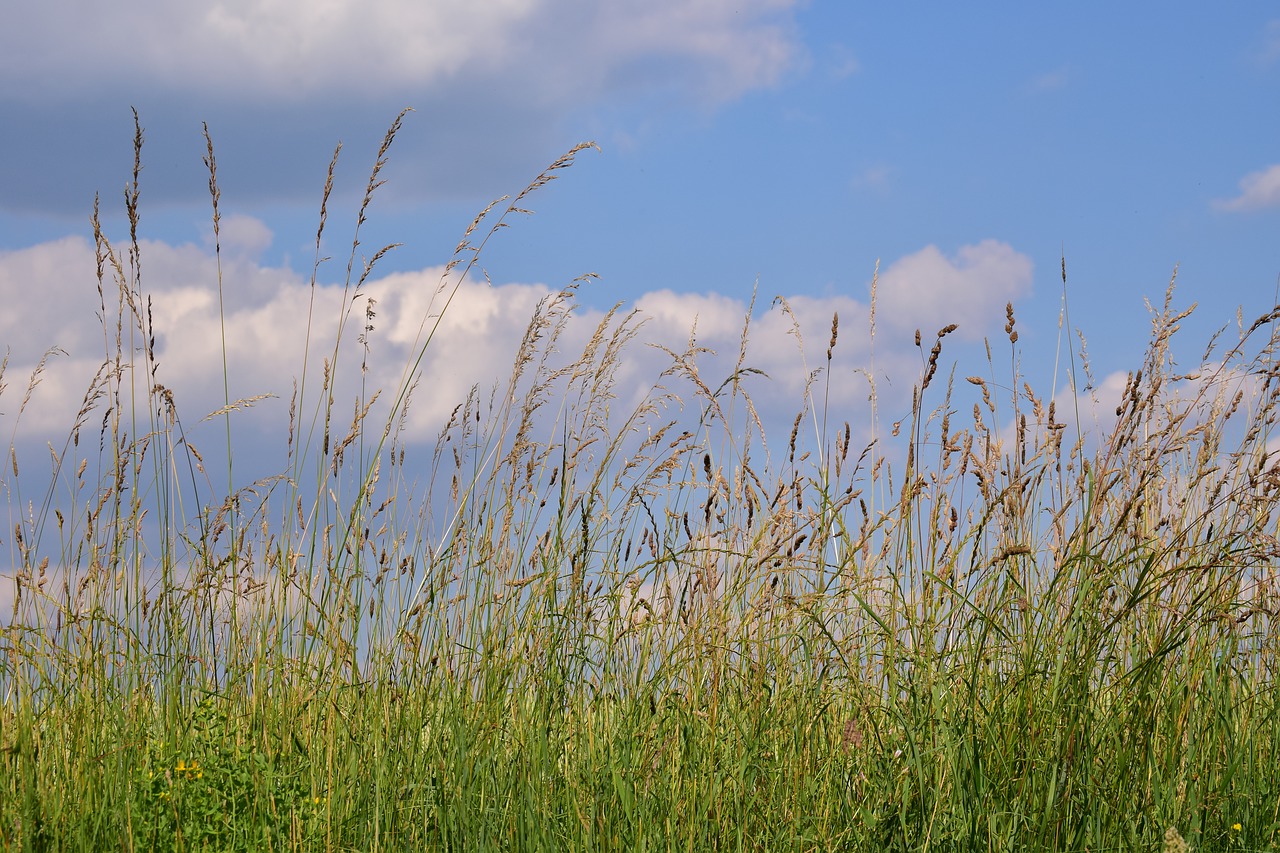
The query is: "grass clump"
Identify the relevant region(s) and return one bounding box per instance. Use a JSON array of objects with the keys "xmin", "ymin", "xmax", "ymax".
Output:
[{"xmin": 2, "ymin": 112, "xmax": 1279, "ymax": 851}]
